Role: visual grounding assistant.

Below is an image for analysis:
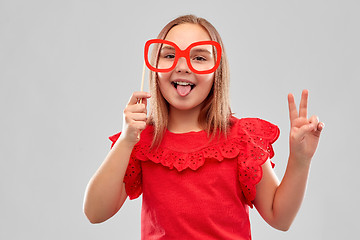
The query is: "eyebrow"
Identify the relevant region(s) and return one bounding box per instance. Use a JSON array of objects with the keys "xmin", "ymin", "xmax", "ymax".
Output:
[
  {"xmin": 160, "ymin": 45, "xmax": 213, "ymax": 55},
  {"xmin": 160, "ymin": 45, "xmax": 175, "ymax": 51},
  {"xmin": 191, "ymin": 48, "xmax": 213, "ymax": 55}
]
